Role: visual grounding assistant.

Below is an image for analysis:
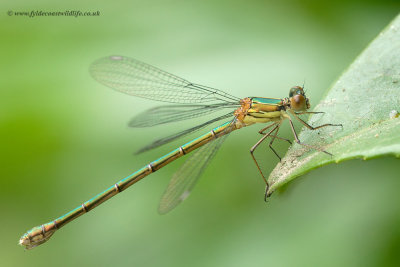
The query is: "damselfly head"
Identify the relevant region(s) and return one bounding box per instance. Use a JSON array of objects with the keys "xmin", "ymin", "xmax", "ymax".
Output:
[{"xmin": 289, "ymin": 86, "xmax": 310, "ymax": 111}]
